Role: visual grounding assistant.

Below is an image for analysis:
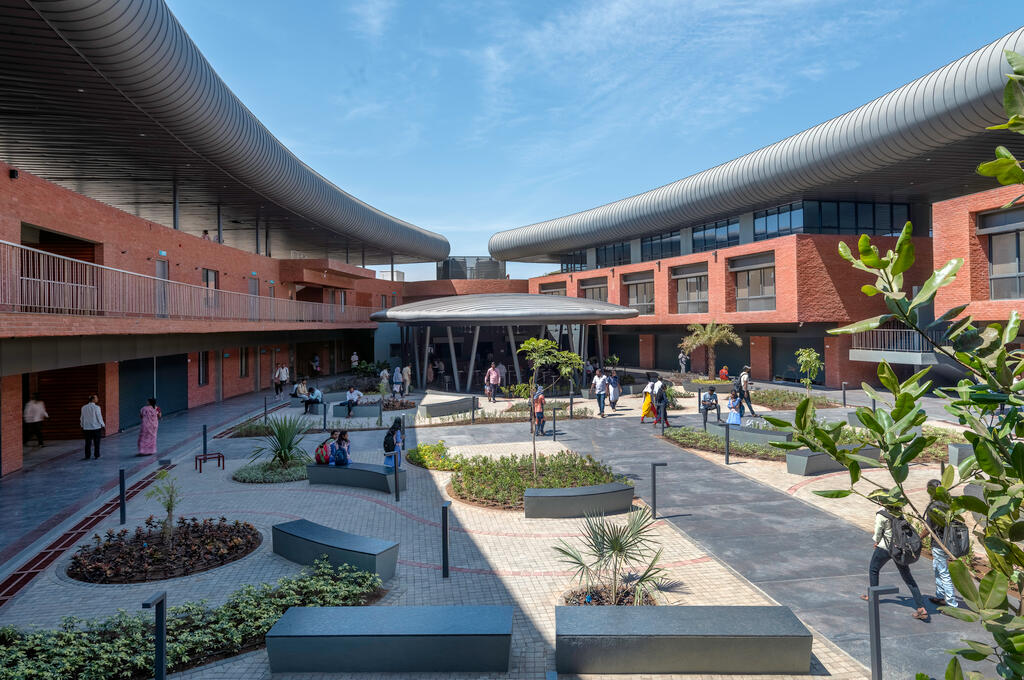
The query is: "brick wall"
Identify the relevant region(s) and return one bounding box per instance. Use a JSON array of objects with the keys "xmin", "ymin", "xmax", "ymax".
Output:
[
  {"xmin": 749, "ymin": 336, "xmax": 772, "ymax": 381},
  {"xmin": 187, "ymin": 351, "xmax": 217, "ymax": 408},
  {"xmin": 1, "ymin": 375, "xmax": 21, "ymax": 475},
  {"xmin": 824, "ymin": 334, "xmax": 879, "ymax": 388},
  {"xmin": 638, "ymin": 334, "xmax": 654, "ymax": 368}
]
